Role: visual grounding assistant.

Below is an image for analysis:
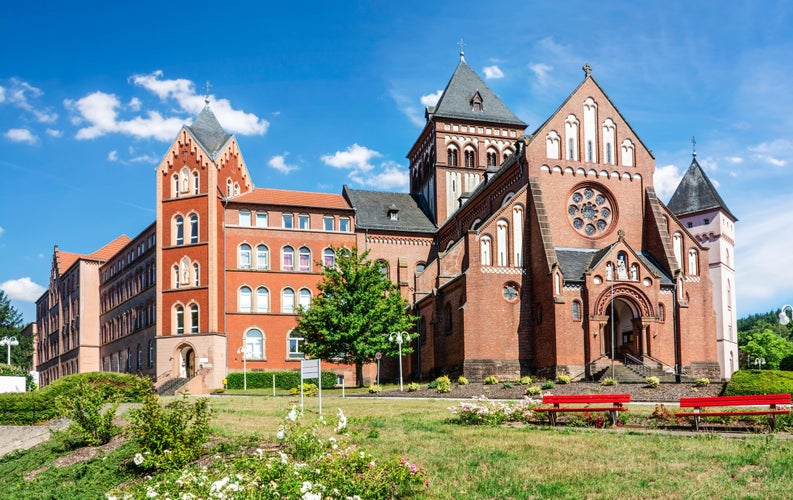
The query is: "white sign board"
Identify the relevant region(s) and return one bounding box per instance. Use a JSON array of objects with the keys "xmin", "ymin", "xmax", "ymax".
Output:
[
  {"xmin": 0, "ymin": 376, "xmax": 26, "ymax": 393},
  {"xmin": 300, "ymin": 359, "xmax": 322, "ymax": 414}
]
